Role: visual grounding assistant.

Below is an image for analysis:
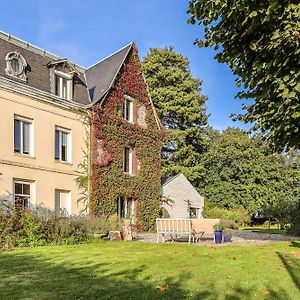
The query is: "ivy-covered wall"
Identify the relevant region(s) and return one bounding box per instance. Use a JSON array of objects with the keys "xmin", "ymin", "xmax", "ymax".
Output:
[{"xmin": 90, "ymin": 46, "xmax": 163, "ymax": 231}]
